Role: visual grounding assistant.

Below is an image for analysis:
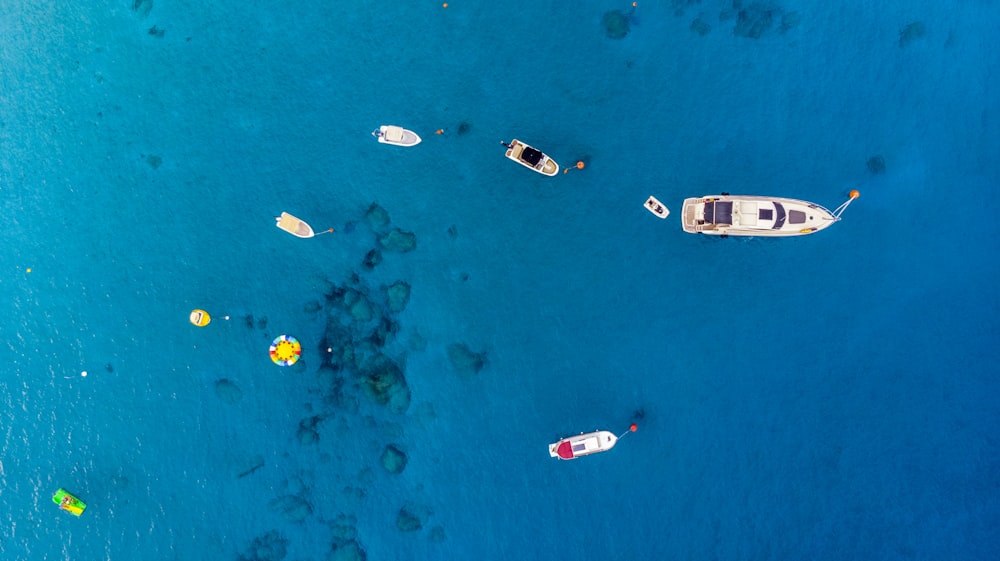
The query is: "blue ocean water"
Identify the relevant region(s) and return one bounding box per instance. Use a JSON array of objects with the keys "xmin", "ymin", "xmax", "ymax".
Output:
[{"xmin": 2, "ymin": 1, "xmax": 998, "ymax": 559}]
